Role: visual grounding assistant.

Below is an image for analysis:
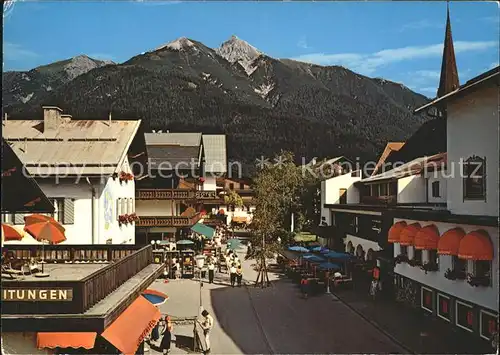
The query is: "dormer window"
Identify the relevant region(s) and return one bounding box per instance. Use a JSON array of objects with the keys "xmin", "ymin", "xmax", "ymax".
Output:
[{"xmin": 463, "ymin": 156, "xmax": 486, "ymax": 200}]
